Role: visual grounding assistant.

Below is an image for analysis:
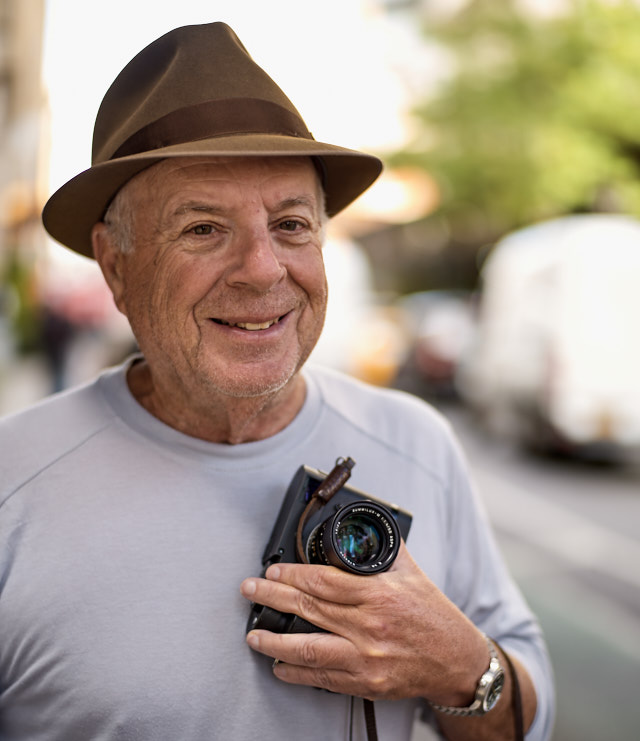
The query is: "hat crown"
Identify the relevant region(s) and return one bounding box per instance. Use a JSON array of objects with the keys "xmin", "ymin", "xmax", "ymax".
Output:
[
  {"xmin": 93, "ymin": 22, "xmax": 308, "ymax": 164},
  {"xmin": 42, "ymin": 21, "xmax": 382, "ymax": 258}
]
